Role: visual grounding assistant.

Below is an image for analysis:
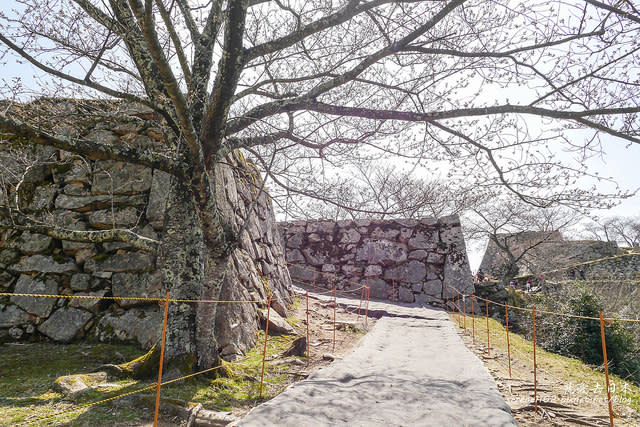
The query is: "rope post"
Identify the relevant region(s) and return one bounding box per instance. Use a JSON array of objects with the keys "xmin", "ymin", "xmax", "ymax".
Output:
[
  {"xmin": 463, "ymin": 296, "xmax": 467, "ymax": 331},
  {"xmin": 505, "ymin": 302, "xmax": 512, "ymax": 378},
  {"xmin": 153, "ymin": 291, "xmax": 170, "ymax": 427},
  {"xmin": 357, "ymin": 286, "xmax": 365, "ymax": 321},
  {"xmin": 333, "ymin": 284, "xmax": 337, "ymax": 352},
  {"xmin": 472, "ymin": 295, "xmax": 475, "ymax": 344},
  {"xmin": 599, "ymin": 311, "xmax": 615, "ymax": 427},
  {"xmin": 306, "ymin": 291, "xmax": 310, "ymax": 362},
  {"xmin": 444, "ymin": 289, "xmax": 449, "ymax": 314},
  {"xmin": 365, "ymin": 285, "xmax": 370, "ymax": 326},
  {"xmin": 259, "ymin": 294, "xmax": 272, "ymax": 398},
  {"xmin": 532, "ymin": 305, "xmax": 538, "ymax": 413},
  {"xmin": 485, "ymin": 298, "xmax": 490, "ymax": 356}
]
